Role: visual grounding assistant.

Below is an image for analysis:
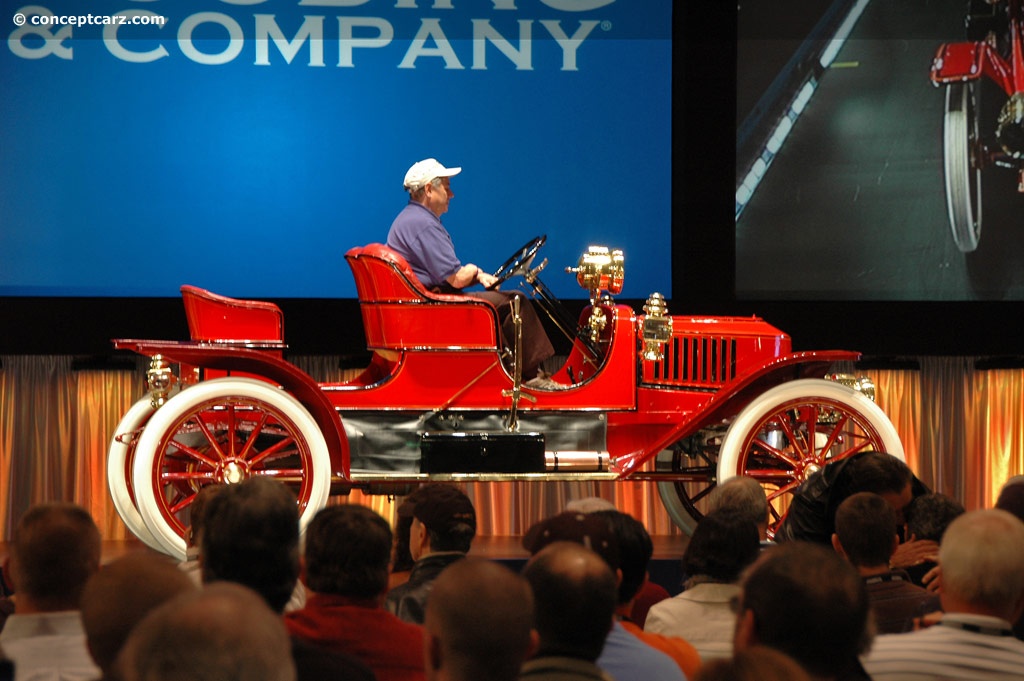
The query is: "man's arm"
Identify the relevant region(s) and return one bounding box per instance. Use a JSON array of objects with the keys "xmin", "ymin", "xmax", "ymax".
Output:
[{"xmin": 447, "ymin": 264, "xmax": 498, "ymax": 290}]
